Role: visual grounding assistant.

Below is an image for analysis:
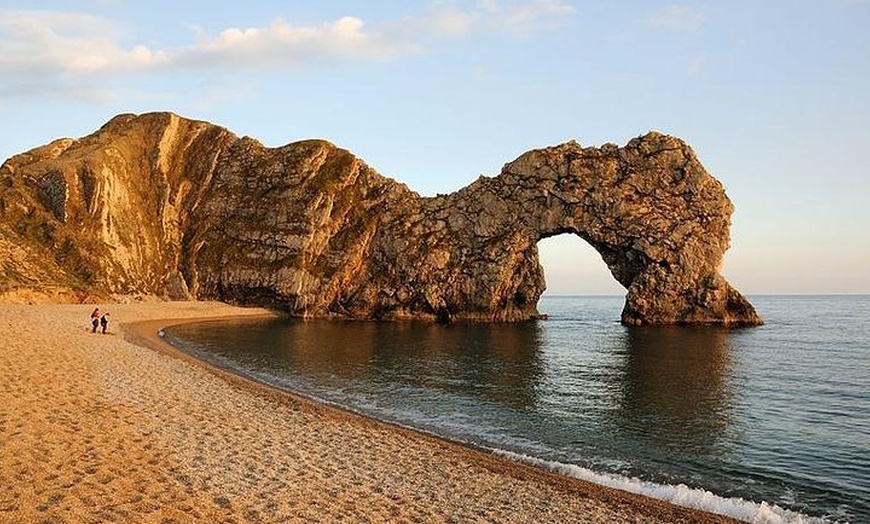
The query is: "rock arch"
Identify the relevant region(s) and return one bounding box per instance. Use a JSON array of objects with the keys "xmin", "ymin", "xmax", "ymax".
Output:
[
  {"xmin": 1, "ymin": 112, "xmax": 761, "ymax": 326},
  {"xmin": 357, "ymin": 132, "xmax": 761, "ymax": 325}
]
